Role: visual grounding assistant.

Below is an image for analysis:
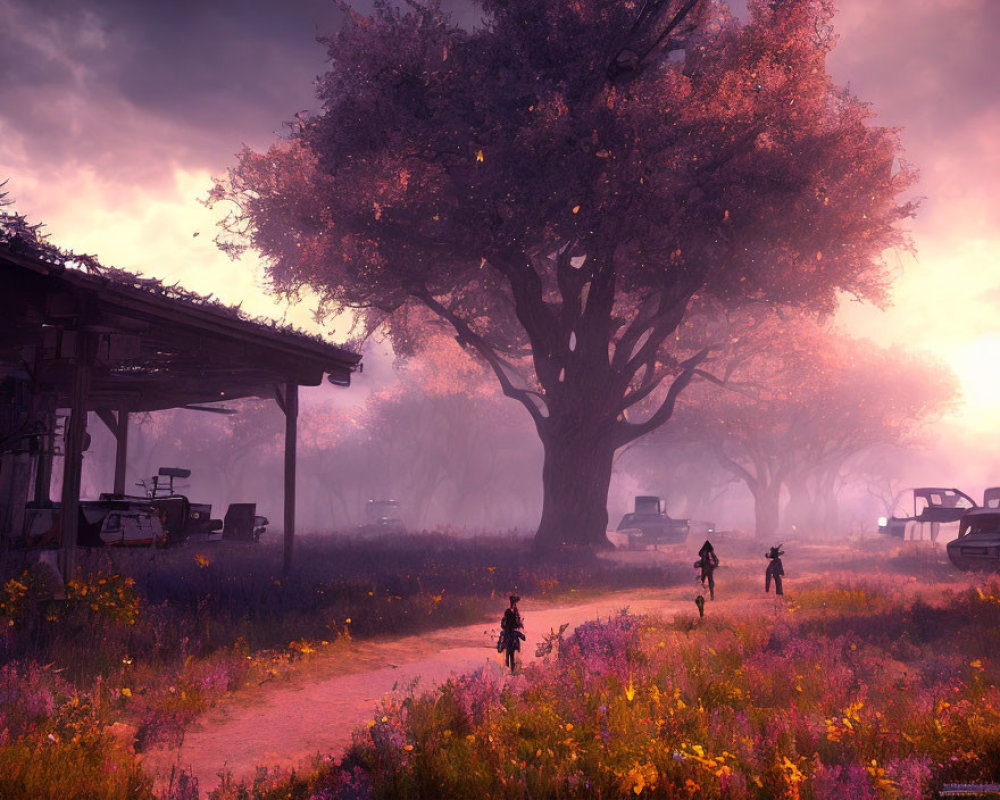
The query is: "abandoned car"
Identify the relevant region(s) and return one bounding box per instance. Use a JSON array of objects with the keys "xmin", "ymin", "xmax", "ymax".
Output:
[
  {"xmin": 358, "ymin": 498, "xmax": 406, "ymax": 536},
  {"xmin": 945, "ymin": 488, "xmax": 1000, "ymax": 570},
  {"xmin": 946, "ymin": 508, "xmax": 1000, "ymax": 570},
  {"xmin": 612, "ymin": 495, "xmax": 714, "ymax": 550},
  {"xmin": 876, "ymin": 487, "xmax": 977, "ymax": 543}
]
